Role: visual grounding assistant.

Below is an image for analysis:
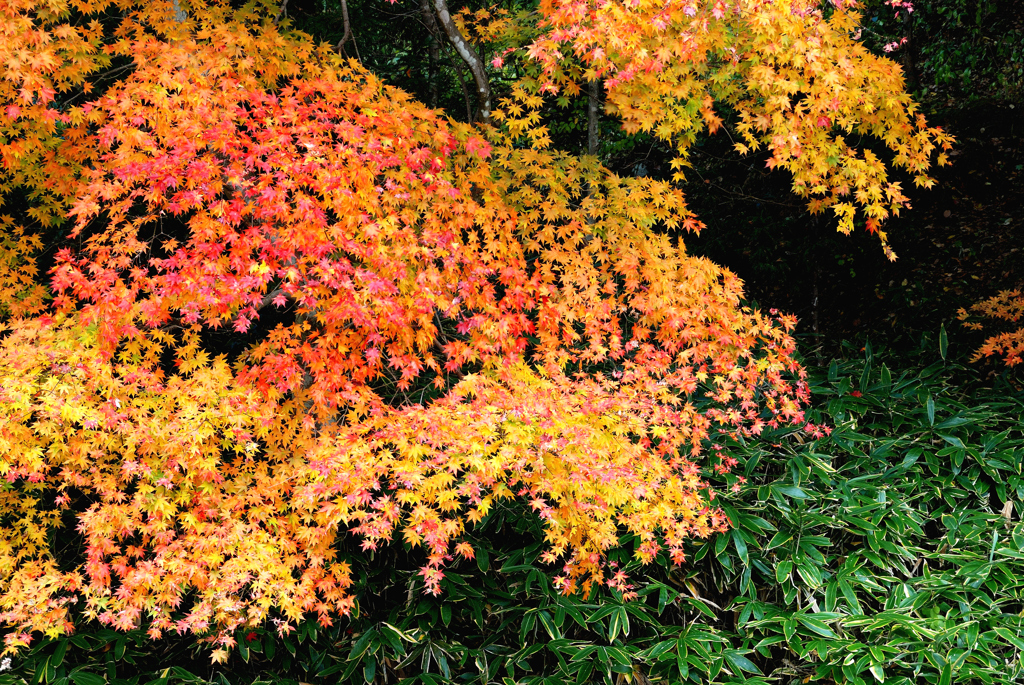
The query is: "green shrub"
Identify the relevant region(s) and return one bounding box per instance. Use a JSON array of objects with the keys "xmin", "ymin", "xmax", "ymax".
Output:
[{"xmin": 710, "ymin": 341, "xmax": 1024, "ymax": 684}]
